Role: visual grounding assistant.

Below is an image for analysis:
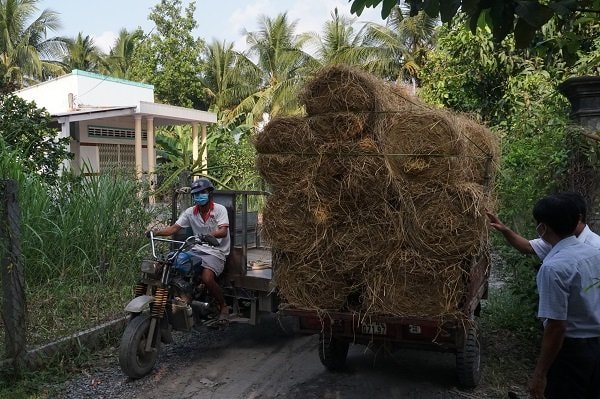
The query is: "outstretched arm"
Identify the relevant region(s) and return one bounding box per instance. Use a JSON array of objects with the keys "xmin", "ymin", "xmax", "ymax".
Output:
[
  {"xmin": 486, "ymin": 212, "xmax": 535, "ymax": 255},
  {"xmin": 151, "ymin": 224, "xmax": 182, "ymax": 237}
]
